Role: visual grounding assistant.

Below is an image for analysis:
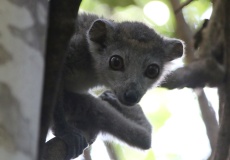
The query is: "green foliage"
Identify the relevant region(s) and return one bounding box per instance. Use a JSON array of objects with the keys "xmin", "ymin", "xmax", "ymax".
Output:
[
  {"xmin": 112, "ymin": 143, "xmax": 156, "ymax": 160},
  {"xmin": 112, "ymin": 5, "xmax": 144, "ymax": 21},
  {"xmin": 80, "ymin": 0, "xmax": 211, "ymax": 35},
  {"xmin": 166, "ymin": 153, "xmax": 182, "ymax": 160},
  {"xmin": 144, "ymin": 150, "xmax": 156, "ymax": 160},
  {"xmin": 147, "ymin": 106, "xmax": 171, "ymax": 131},
  {"xmin": 80, "ymin": 0, "xmax": 112, "ymax": 16},
  {"xmin": 112, "ymin": 143, "xmax": 126, "ymax": 160},
  {"xmin": 98, "ymin": 0, "xmax": 135, "ymax": 7},
  {"xmin": 80, "ymin": 0, "xmax": 98, "ymax": 12},
  {"xmin": 178, "ymin": 0, "xmax": 212, "ymax": 31},
  {"xmin": 133, "ymin": 0, "xmax": 156, "ymax": 7}
]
